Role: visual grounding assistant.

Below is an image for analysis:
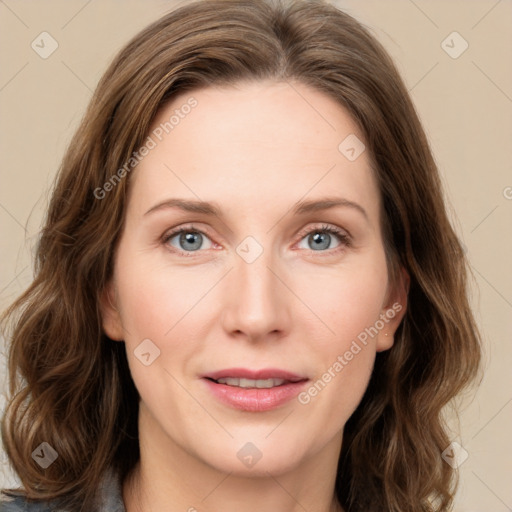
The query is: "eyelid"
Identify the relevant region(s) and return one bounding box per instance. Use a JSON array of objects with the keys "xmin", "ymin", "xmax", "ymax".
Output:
[{"xmin": 294, "ymin": 223, "xmax": 351, "ymax": 245}]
